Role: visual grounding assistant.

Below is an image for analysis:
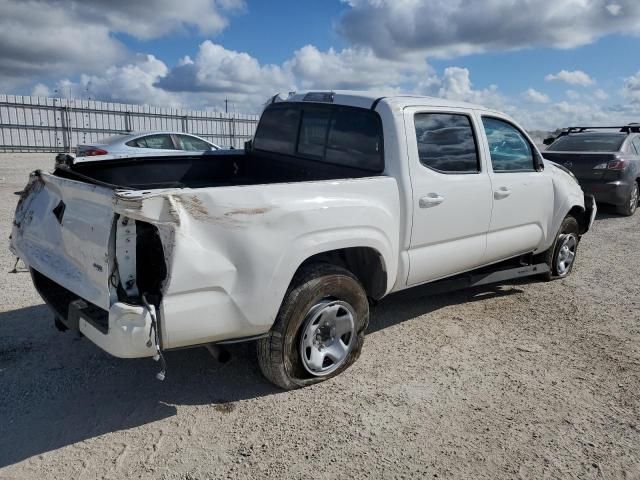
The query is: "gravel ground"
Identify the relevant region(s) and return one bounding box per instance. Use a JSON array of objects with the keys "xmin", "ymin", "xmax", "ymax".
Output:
[{"xmin": 0, "ymin": 153, "xmax": 639, "ymax": 479}]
